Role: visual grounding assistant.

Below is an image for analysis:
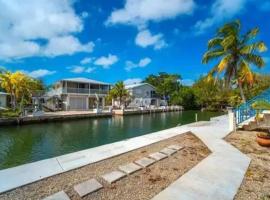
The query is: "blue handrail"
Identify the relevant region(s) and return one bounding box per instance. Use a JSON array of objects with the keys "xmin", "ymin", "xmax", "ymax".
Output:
[{"xmin": 234, "ymin": 88, "xmax": 270, "ymax": 125}]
